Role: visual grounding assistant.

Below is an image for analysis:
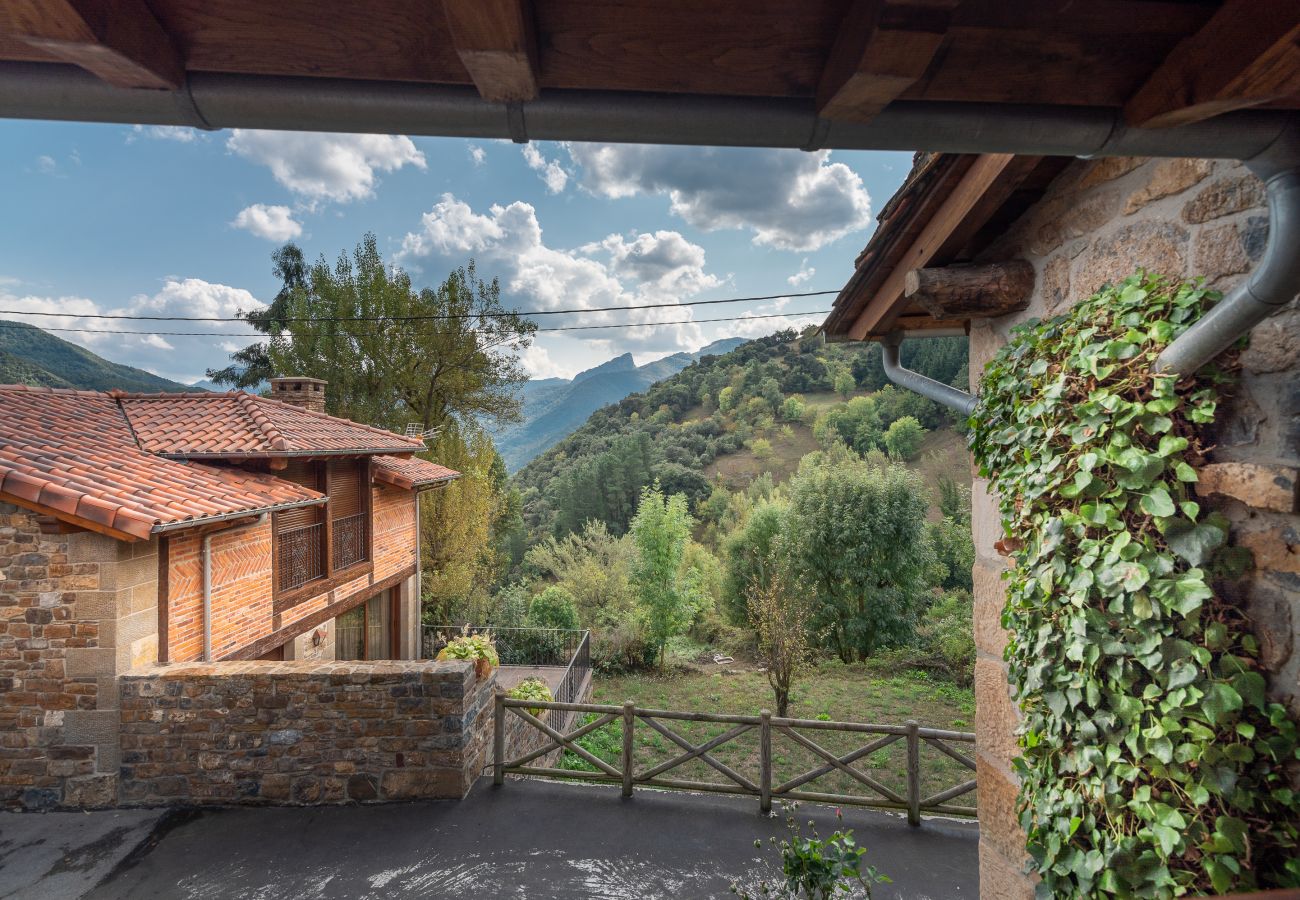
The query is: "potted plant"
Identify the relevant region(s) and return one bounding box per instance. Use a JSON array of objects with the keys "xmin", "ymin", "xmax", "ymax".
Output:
[
  {"xmin": 506, "ymin": 677, "xmax": 553, "ymax": 717},
  {"xmin": 436, "ymin": 630, "xmax": 500, "ymax": 679}
]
